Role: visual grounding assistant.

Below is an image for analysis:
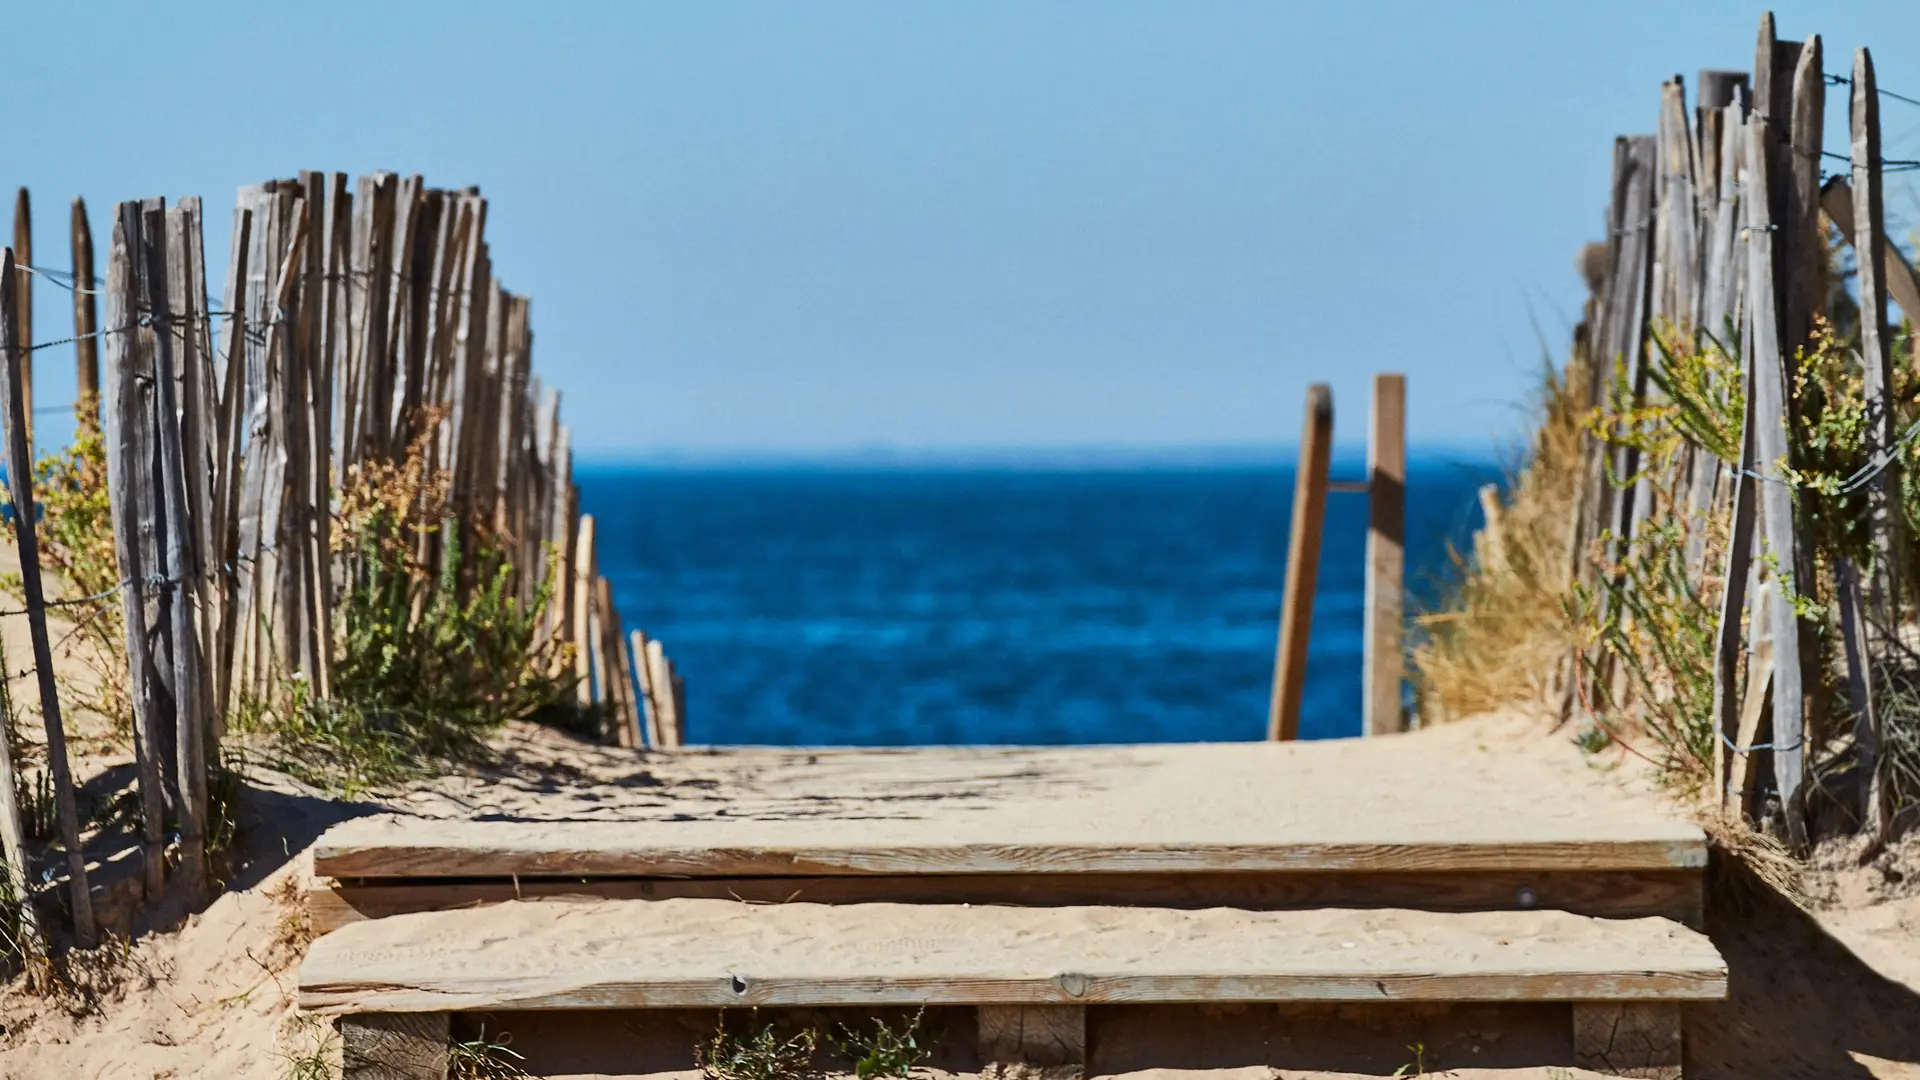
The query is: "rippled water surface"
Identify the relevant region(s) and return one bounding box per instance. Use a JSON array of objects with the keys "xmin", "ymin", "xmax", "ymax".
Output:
[{"xmin": 582, "ymin": 460, "xmax": 1500, "ymax": 745}]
